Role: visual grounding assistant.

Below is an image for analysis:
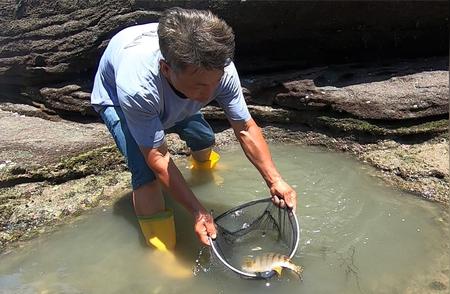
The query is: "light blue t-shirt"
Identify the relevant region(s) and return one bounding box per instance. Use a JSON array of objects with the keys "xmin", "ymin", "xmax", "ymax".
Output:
[{"xmin": 91, "ymin": 23, "xmax": 251, "ymax": 148}]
